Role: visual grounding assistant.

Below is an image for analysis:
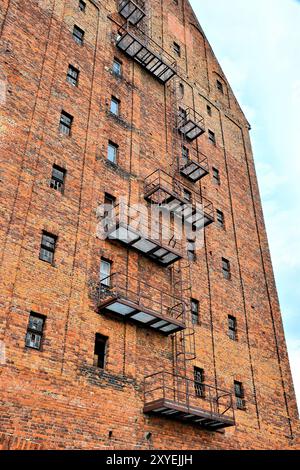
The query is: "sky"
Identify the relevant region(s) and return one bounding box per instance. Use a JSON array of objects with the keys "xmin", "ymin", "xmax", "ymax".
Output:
[{"xmin": 189, "ymin": 0, "xmax": 300, "ymax": 407}]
